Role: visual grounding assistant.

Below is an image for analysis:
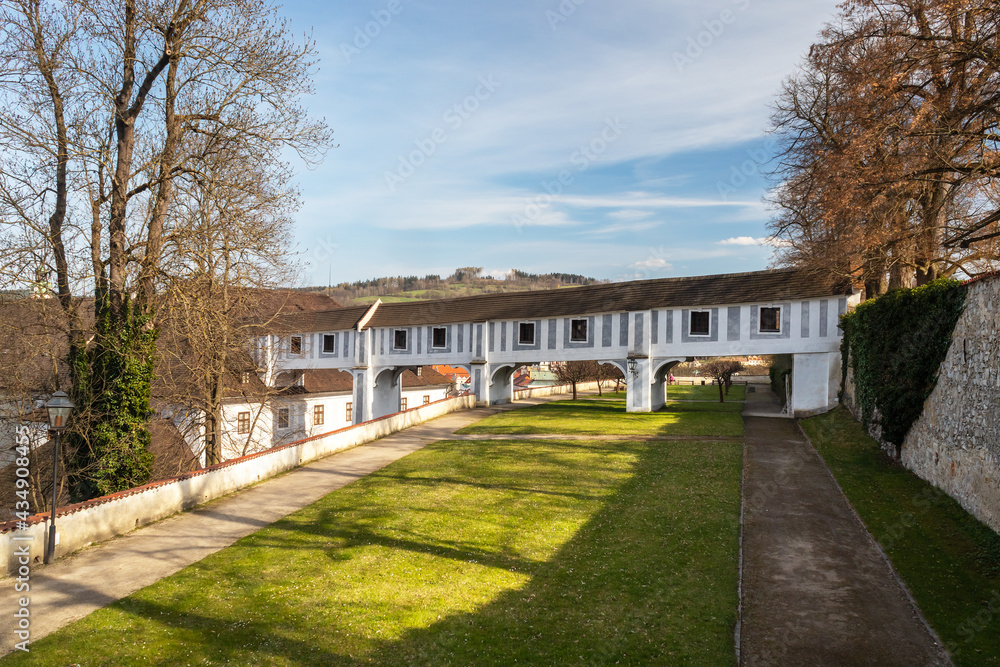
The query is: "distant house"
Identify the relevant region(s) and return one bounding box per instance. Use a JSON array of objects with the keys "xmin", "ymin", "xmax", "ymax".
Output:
[
  {"xmin": 187, "ymin": 365, "xmax": 452, "ymax": 466},
  {"xmin": 432, "ymin": 365, "xmax": 471, "ymax": 392}
]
